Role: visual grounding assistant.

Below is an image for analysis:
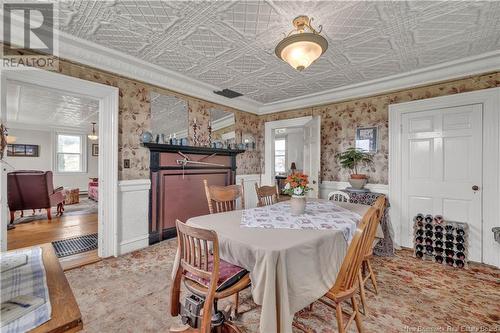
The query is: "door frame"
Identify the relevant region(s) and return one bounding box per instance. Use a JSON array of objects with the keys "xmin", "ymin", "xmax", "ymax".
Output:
[
  {"xmin": 0, "ymin": 68, "xmax": 119, "ymax": 258},
  {"xmin": 264, "ymin": 116, "xmax": 313, "ymax": 186},
  {"xmin": 389, "ymin": 87, "xmax": 500, "ymax": 267}
]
